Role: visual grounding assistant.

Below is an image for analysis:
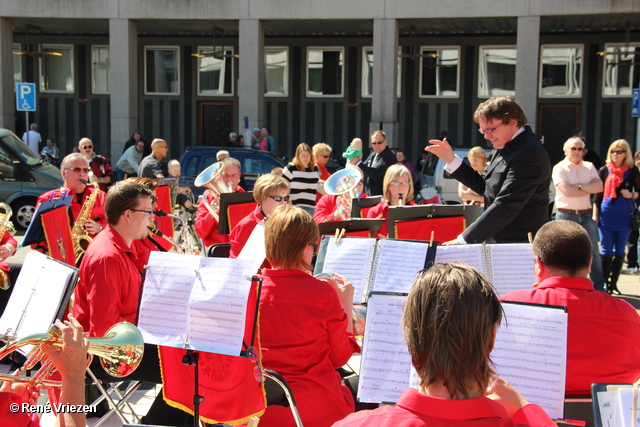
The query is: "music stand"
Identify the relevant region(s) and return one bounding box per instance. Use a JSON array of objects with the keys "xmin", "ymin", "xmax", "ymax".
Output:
[
  {"xmin": 22, "ymin": 195, "xmax": 72, "ymax": 246},
  {"xmin": 351, "ymin": 196, "xmax": 383, "ymax": 218},
  {"xmin": 218, "ymin": 192, "xmax": 257, "ymax": 234},
  {"xmin": 387, "ymin": 204, "xmax": 481, "ymax": 239},
  {"xmin": 318, "ymin": 218, "xmax": 386, "ymax": 238}
]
